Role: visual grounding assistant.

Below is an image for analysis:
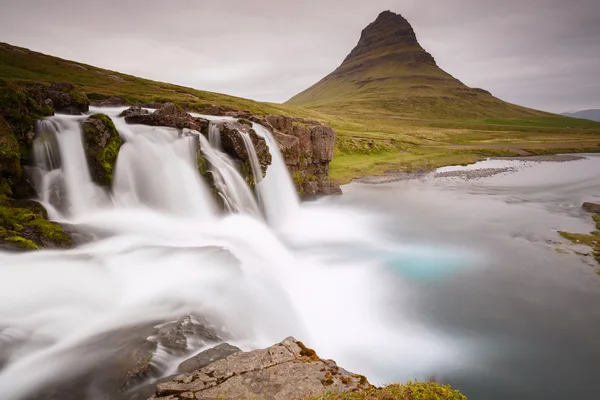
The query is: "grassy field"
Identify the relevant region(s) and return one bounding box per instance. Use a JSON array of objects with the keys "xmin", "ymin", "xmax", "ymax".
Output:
[{"xmin": 2, "ymin": 42, "xmax": 600, "ymax": 184}]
